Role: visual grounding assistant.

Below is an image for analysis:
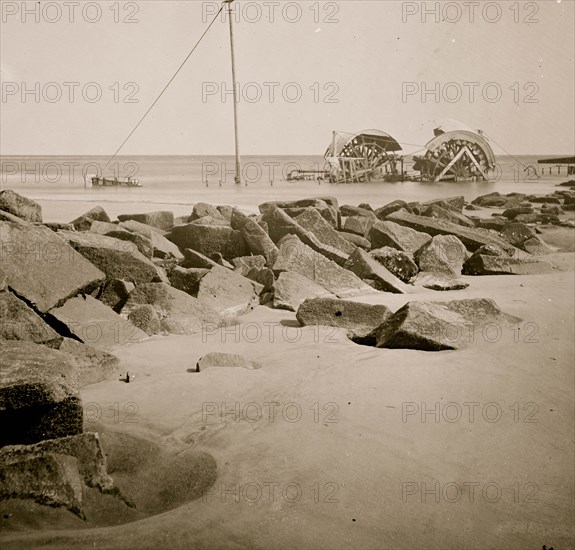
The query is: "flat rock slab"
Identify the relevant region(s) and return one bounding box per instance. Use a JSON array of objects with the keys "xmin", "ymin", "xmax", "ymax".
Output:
[
  {"xmin": 122, "ymin": 283, "xmax": 225, "ymax": 335},
  {"xmin": 168, "ymin": 266, "xmax": 209, "ymax": 296},
  {"xmin": 120, "ymin": 220, "xmax": 183, "ymax": 259},
  {"xmin": 272, "ymin": 235, "xmax": 376, "ymax": 298},
  {"xmin": 463, "ymin": 254, "xmax": 554, "ymax": 275},
  {"xmin": 296, "ymin": 297, "xmax": 392, "ymax": 343},
  {"xmin": 0, "ymin": 340, "xmax": 83, "ymax": 446},
  {"xmin": 0, "ymin": 190, "xmax": 42, "ymax": 222},
  {"xmin": 370, "ymin": 247, "xmax": 418, "ymax": 283},
  {"xmin": 58, "ymin": 230, "xmax": 158, "ymax": 284},
  {"xmin": 344, "ymin": 248, "xmax": 409, "ymax": 294},
  {"xmin": 414, "ymin": 272, "xmax": 470, "ymax": 291},
  {"xmin": 197, "ymin": 265, "xmax": 258, "ymax": 317},
  {"xmin": 49, "ymin": 295, "xmax": 147, "ymax": 349},
  {"xmin": 196, "ymin": 353, "xmax": 262, "ymax": 372},
  {"xmin": 414, "ymin": 235, "xmax": 468, "ymax": 277},
  {"xmin": 342, "ymin": 216, "xmax": 375, "ymax": 237},
  {"xmin": 58, "ymin": 338, "xmax": 119, "ymax": 387},
  {"xmin": 0, "ymin": 223, "xmax": 105, "ymax": 313},
  {"xmin": 239, "ymin": 219, "xmax": 278, "ymax": 266},
  {"xmin": 0, "ymin": 290, "xmax": 63, "ymax": 347},
  {"xmin": 387, "ymin": 211, "xmax": 515, "ymax": 252},
  {"xmin": 117, "ymin": 211, "xmax": 174, "ymax": 231},
  {"xmin": 170, "ymin": 224, "xmax": 246, "ymax": 262},
  {"xmin": 295, "ymin": 207, "xmax": 356, "ymax": 256},
  {"xmin": 272, "ymin": 271, "xmax": 336, "ymax": 311},
  {"xmin": 71, "ymin": 206, "xmax": 111, "ymax": 231},
  {"xmin": 369, "ymin": 220, "xmax": 431, "ymax": 254}
]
